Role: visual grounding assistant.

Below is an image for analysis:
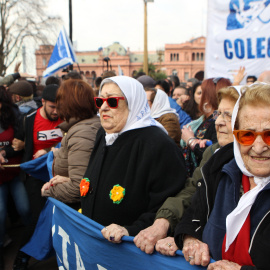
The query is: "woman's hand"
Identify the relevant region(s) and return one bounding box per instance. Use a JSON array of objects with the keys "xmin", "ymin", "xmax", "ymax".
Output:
[
  {"xmin": 134, "ymin": 218, "xmax": 170, "ymax": 254},
  {"xmin": 181, "ymin": 125, "xmax": 195, "ymax": 143},
  {"xmin": 101, "ymin": 224, "xmax": 129, "ymax": 243},
  {"xmin": 182, "ymin": 235, "xmax": 210, "ymax": 266},
  {"xmin": 207, "ymin": 260, "xmax": 241, "ymax": 270},
  {"xmin": 49, "ymin": 175, "xmax": 70, "ymax": 186},
  {"xmin": 41, "ymin": 182, "xmax": 51, "ymax": 196},
  {"xmin": 51, "ymin": 147, "xmax": 59, "ymax": 155},
  {"xmin": 155, "ymin": 236, "xmax": 178, "ymax": 256}
]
